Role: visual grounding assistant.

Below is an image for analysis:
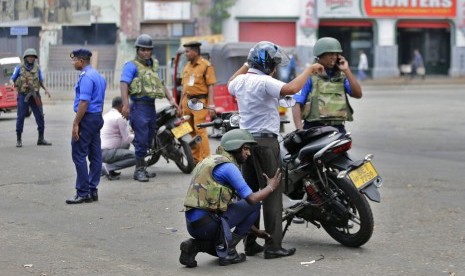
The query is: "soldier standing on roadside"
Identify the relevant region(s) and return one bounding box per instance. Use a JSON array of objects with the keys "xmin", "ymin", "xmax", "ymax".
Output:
[{"xmin": 10, "ymin": 48, "xmax": 52, "ymax": 148}]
